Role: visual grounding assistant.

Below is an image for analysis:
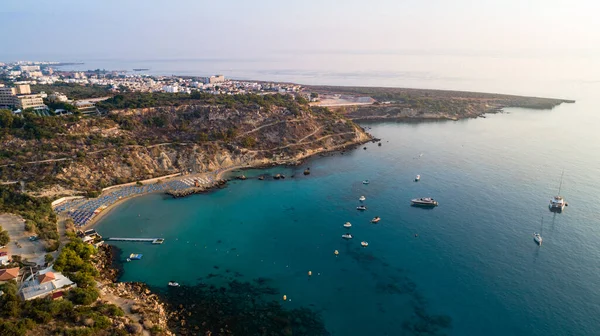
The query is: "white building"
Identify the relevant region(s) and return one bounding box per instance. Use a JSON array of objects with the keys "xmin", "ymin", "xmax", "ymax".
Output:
[
  {"xmin": 162, "ymin": 85, "xmax": 179, "ymax": 93},
  {"xmin": 20, "ymin": 267, "xmax": 76, "ymax": 300}
]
